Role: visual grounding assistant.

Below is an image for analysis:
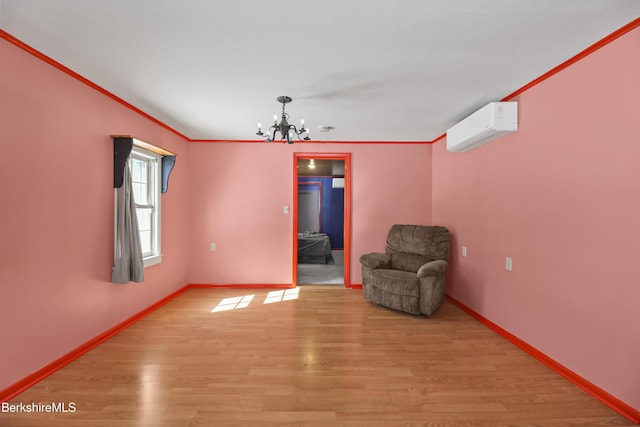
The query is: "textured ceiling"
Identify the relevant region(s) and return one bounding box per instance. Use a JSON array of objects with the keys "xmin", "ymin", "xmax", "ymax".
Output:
[{"xmin": 2, "ymin": 1, "xmax": 639, "ymax": 142}]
